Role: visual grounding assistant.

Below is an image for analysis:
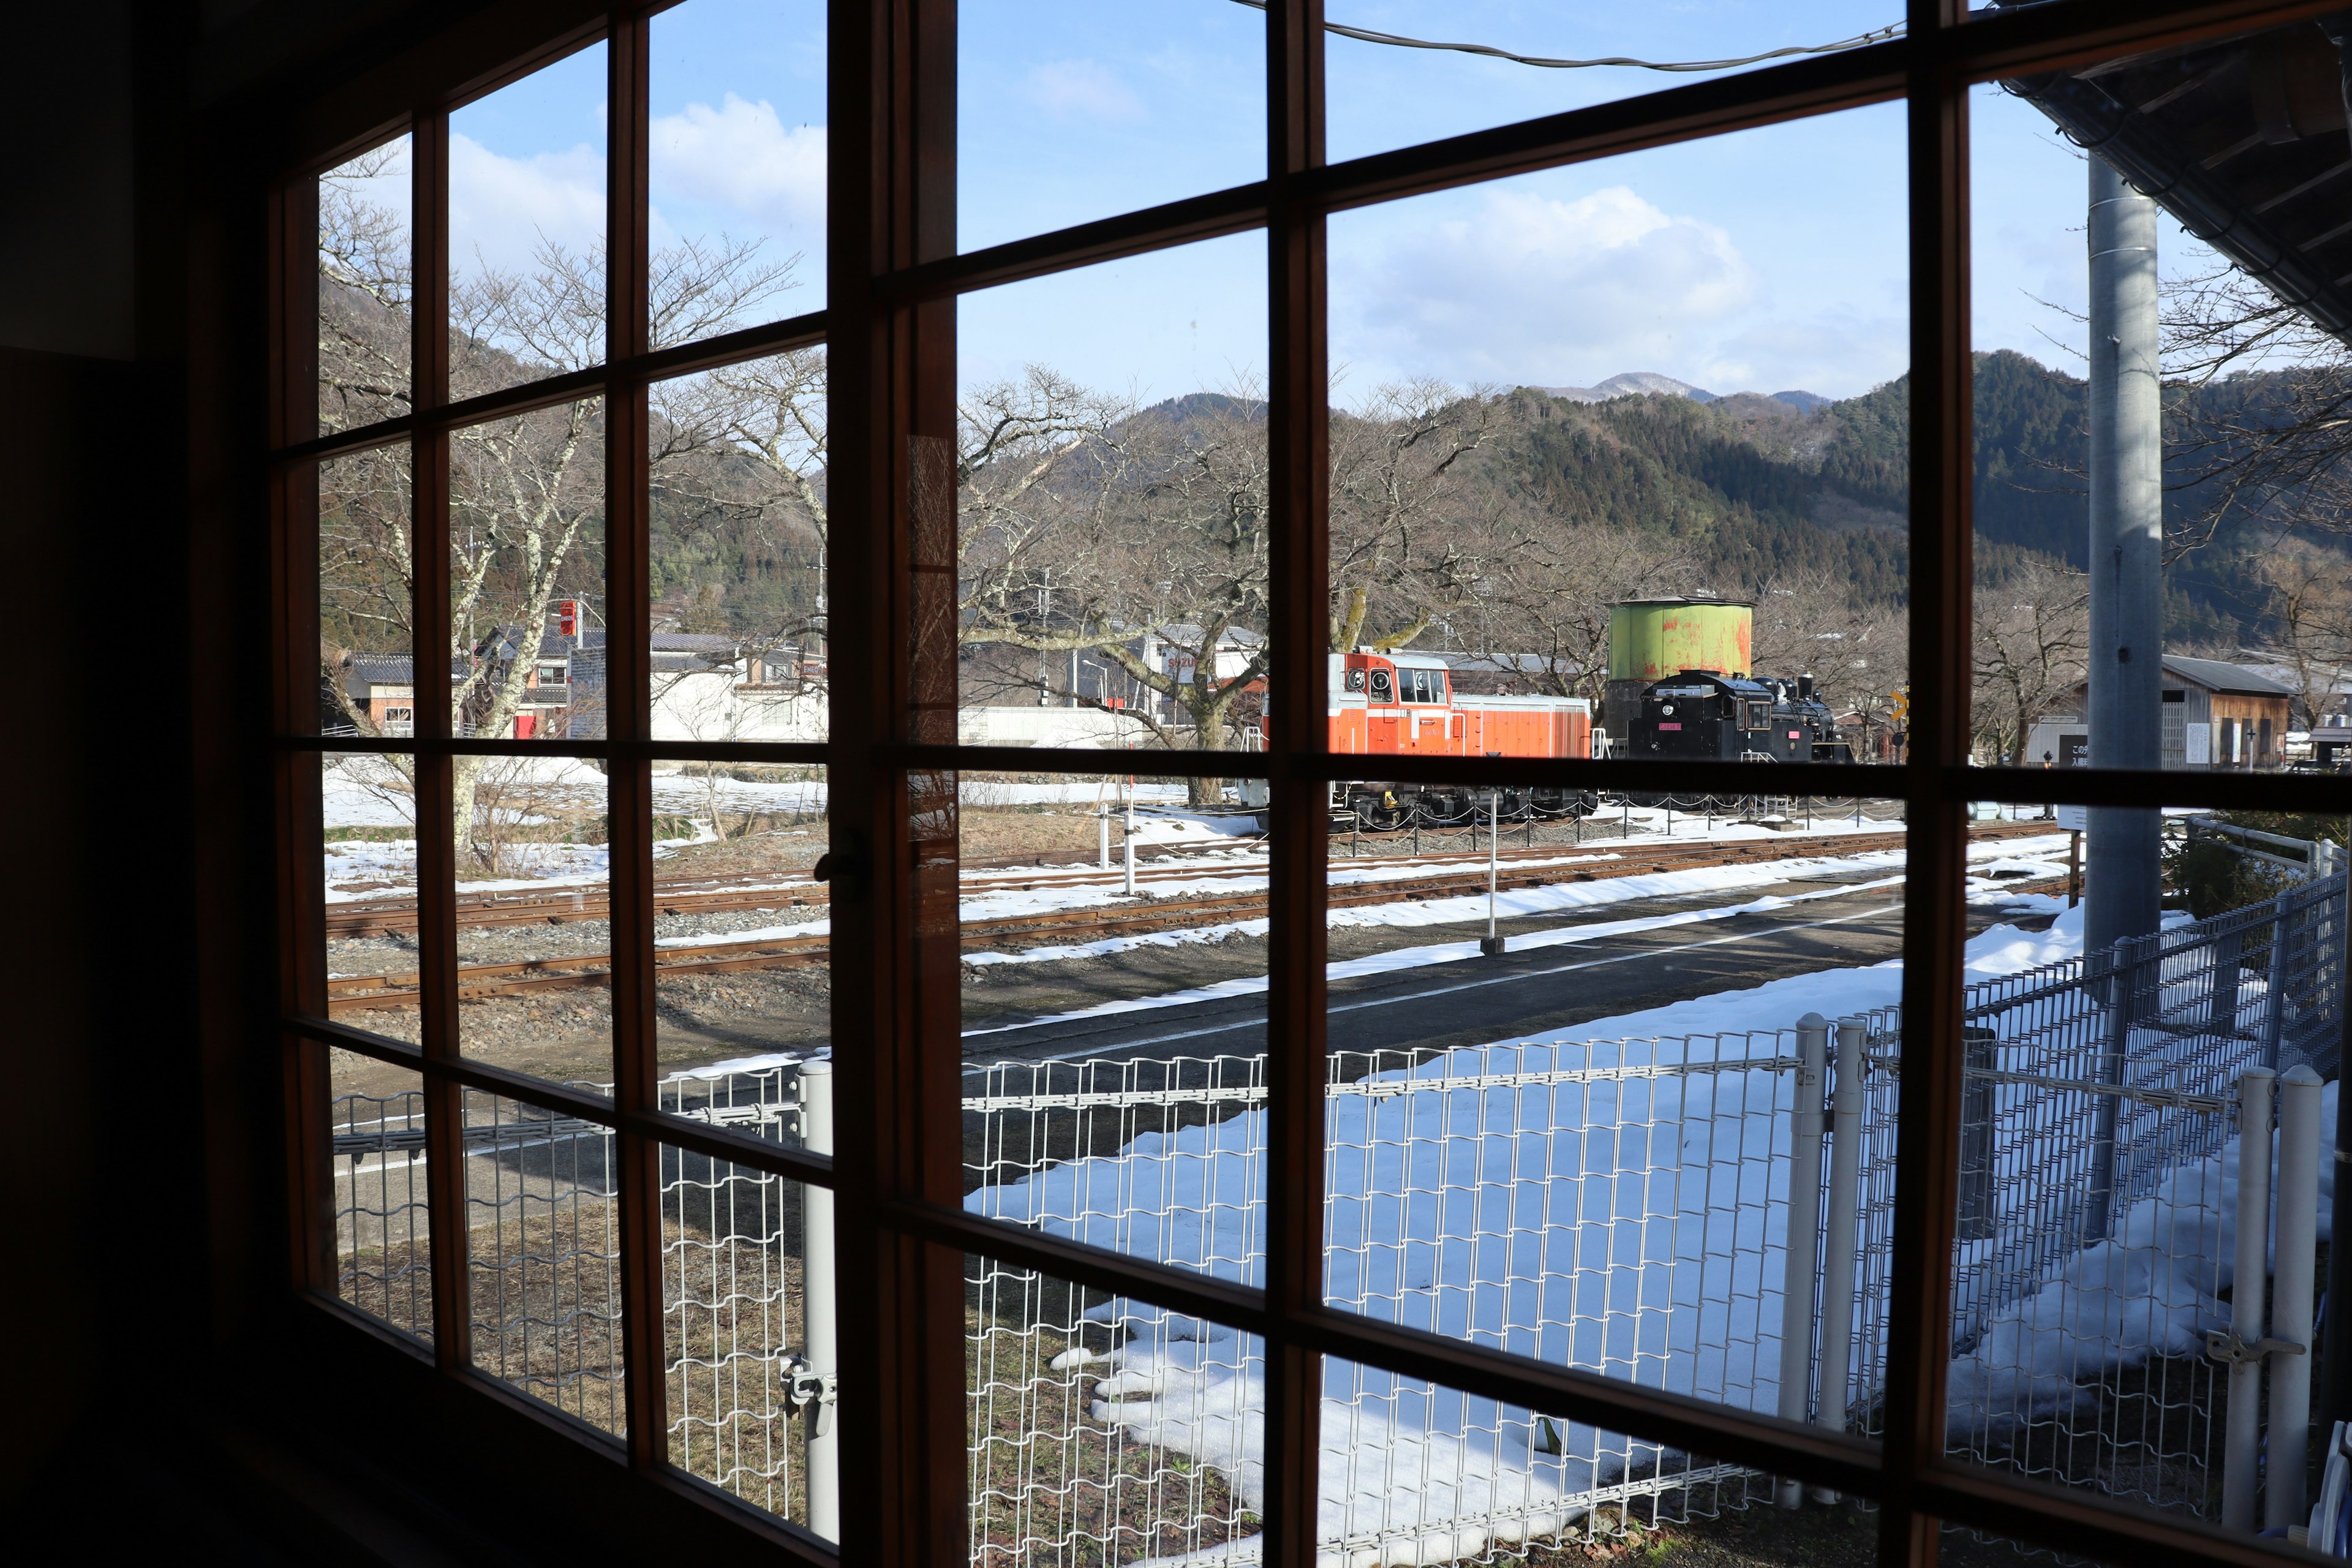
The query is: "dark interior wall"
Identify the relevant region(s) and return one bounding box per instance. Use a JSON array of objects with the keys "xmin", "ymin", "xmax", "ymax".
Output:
[
  {"xmin": 0, "ymin": 2, "xmax": 781, "ymax": 1556},
  {"xmin": 0, "ymin": 0, "xmax": 209, "ymax": 1534}
]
